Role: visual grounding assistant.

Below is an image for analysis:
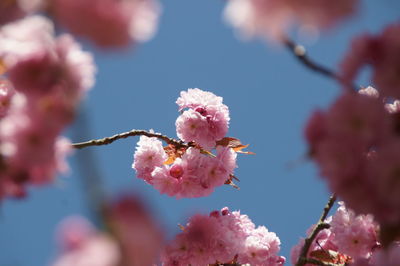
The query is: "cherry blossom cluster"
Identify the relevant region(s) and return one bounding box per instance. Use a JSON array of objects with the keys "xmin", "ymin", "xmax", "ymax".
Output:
[
  {"xmin": 0, "ymin": 16, "xmax": 95, "ymax": 199},
  {"xmin": 305, "ymin": 84, "xmax": 400, "ymax": 227},
  {"xmin": 176, "ymin": 88, "xmax": 230, "ymax": 149},
  {"xmin": 291, "ymin": 202, "xmax": 380, "ymax": 265},
  {"xmin": 0, "ymin": 0, "xmax": 161, "ymax": 49},
  {"xmin": 133, "ymin": 88, "xmax": 240, "ymax": 198},
  {"xmin": 224, "ymin": 0, "xmax": 358, "ymax": 41},
  {"xmin": 161, "ymin": 207, "xmax": 285, "ymax": 266},
  {"xmin": 53, "ymin": 196, "xmax": 163, "ymax": 266}
]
